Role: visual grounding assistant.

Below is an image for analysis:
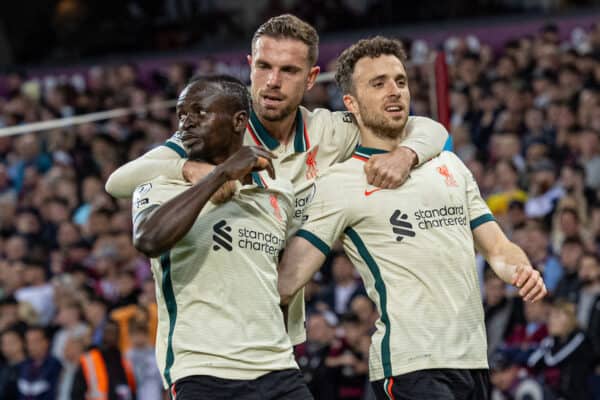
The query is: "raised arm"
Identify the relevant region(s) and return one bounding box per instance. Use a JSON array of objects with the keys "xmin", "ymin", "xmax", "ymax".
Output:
[
  {"xmin": 473, "ymin": 221, "xmax": 547, "ymax": 302},
  {"xmin": 106, "ymin": 143, "xmax": 187, "ymax": 198},
  {"xmin": 278, "ymin": 236, "xmax": 327, "ymax": 305},
  {"xmin": 364, "ymin": 116, "xmax": 449, "ymax": 188},
  {"xmin": 133, "ymin": 146, "xmax": 275, "ymax": 257}
]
